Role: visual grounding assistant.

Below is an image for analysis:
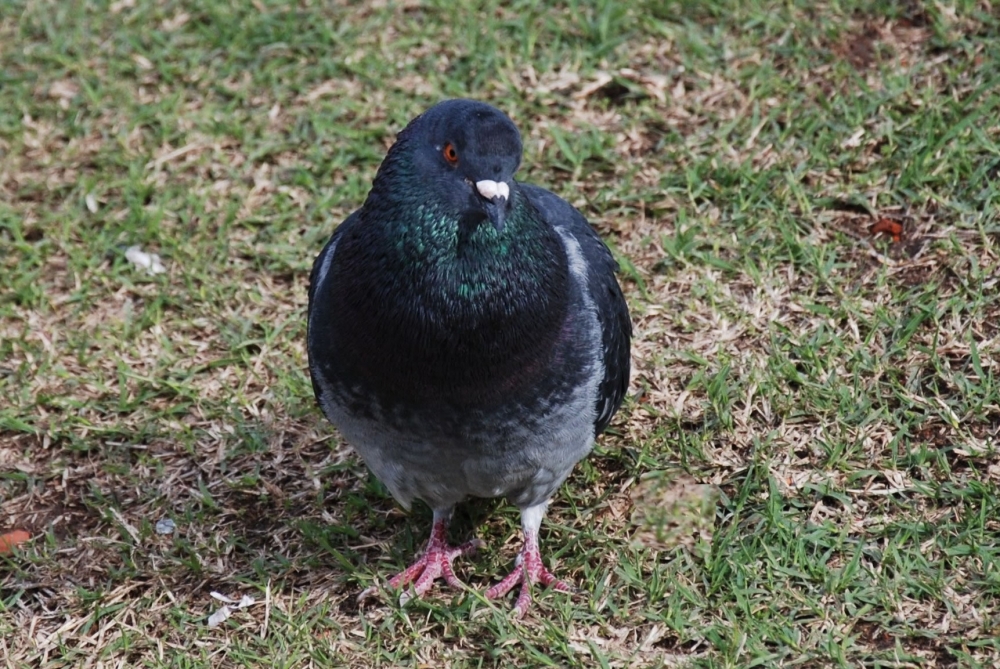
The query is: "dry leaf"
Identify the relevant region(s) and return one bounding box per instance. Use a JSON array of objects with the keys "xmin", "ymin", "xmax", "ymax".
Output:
[
  {"xmin": 0, "ymin": 530, "xmax": 31, "ymax": 554},
  {"xmin": 48, "ymin": 80, "xmax": 79, "ymax": 101}
]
